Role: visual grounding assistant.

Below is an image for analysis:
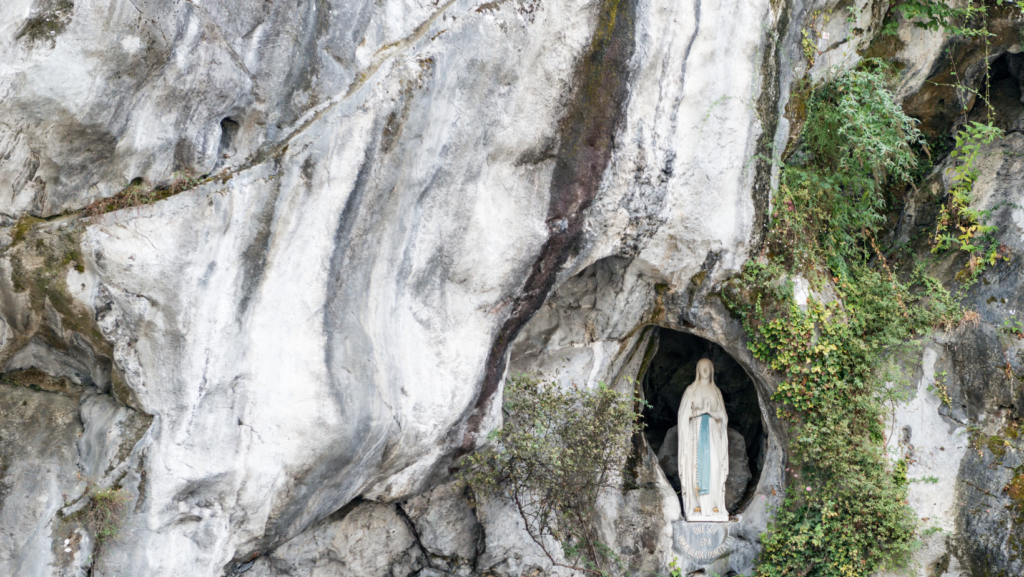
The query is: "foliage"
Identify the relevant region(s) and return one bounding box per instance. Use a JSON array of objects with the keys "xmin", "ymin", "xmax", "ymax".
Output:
[
  {"xmin": 87, "ymin": 488, "xmax": 130, "ymax": 547},
  {"xmin": 931, "ymin": 122, "xmax": 1006, "ymax": 280},
  {"xmin": 726, "ymin": 61, "xmax": 964, "ymax": 577},
  {"xmin": 881, "ymin": 2, "xmax": 1022, "ymax": 281},
  {"xmin": 776, "ymin": 59, "xmax": 923, "ymax": 280},
  {"xmin": 803, "ymin": 62, "xmax": 922, "ymax": 186},
  {"xmin": 732, "ymin": 260, "xmax": 955, "ymax": 576},
  {"xmin": 889, "ymin": 0, "xmax": 989, "ymax": 37},
  {"xmin": 1007, "ymin": 467, "xmax": 1024, "ymax": 504},
  {"xmin": 460, "ymin": 374, "xmax": 644, "ymax": 575},
  {"xmin": 802, "ymin": 28, "xmax": 817, "ymax": 66},
  {"xmin": 1001, "ymin": 317, "xmax": 1024, "ymax": 337},
  {"xmin": 884, "ymin": 0, "xmax": 1024, "ymax": 37},
  {"xmin": 927, "ymin": 377, "xmax": 953, "ymax": 408}
]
